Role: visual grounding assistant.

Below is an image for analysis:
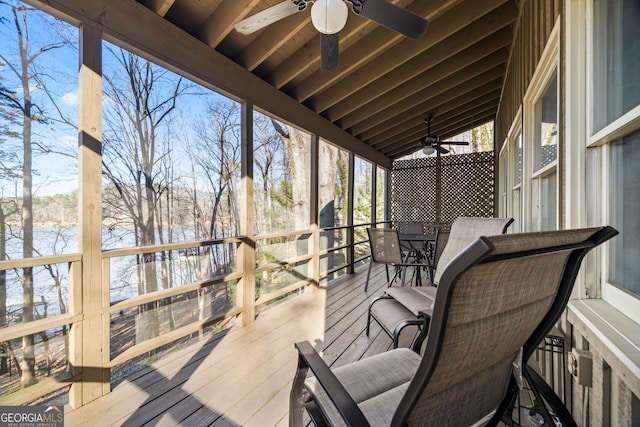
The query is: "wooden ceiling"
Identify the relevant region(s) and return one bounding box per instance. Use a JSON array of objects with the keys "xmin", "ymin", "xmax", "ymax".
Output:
[{"xmin": 137, "ymin": 0, "xmax": 519, "ymax": 160}]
